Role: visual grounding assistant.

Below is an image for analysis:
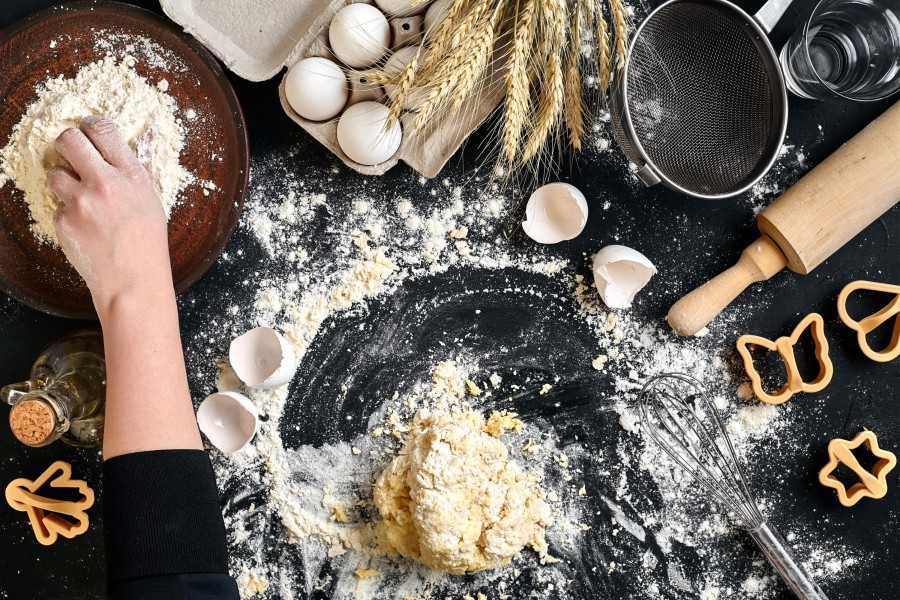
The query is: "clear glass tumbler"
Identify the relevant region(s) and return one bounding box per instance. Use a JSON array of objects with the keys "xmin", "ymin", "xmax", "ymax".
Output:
[{"xmin": 779, "ymin": 0, "xmax": 900, "ymax": 101}]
